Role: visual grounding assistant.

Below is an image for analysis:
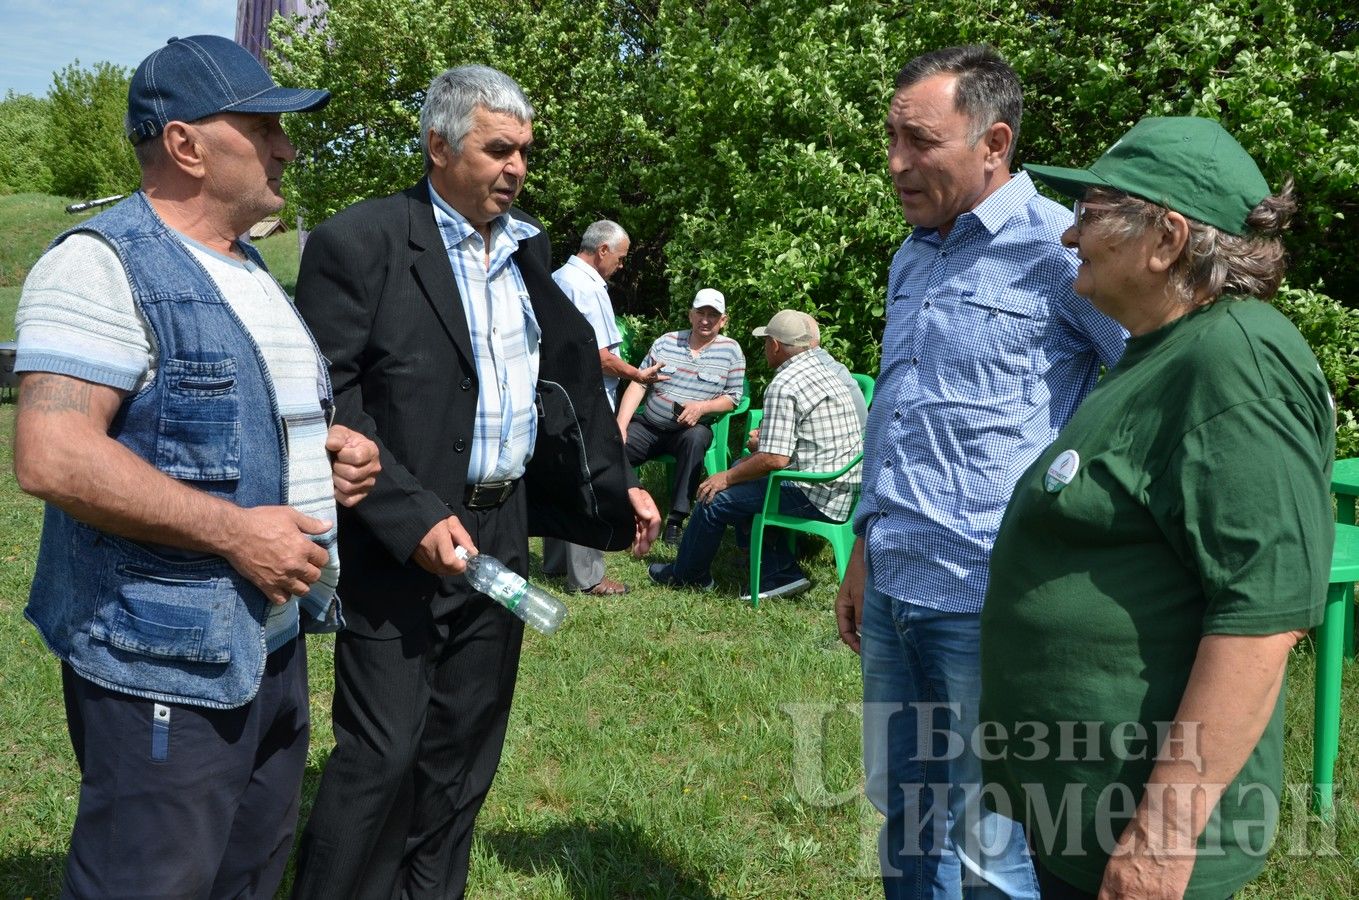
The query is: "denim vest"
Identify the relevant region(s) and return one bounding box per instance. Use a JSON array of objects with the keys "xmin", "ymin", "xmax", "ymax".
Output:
[{"xmin": 25, "ymin": 192, "xmax": 328, "ymax": 709}]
